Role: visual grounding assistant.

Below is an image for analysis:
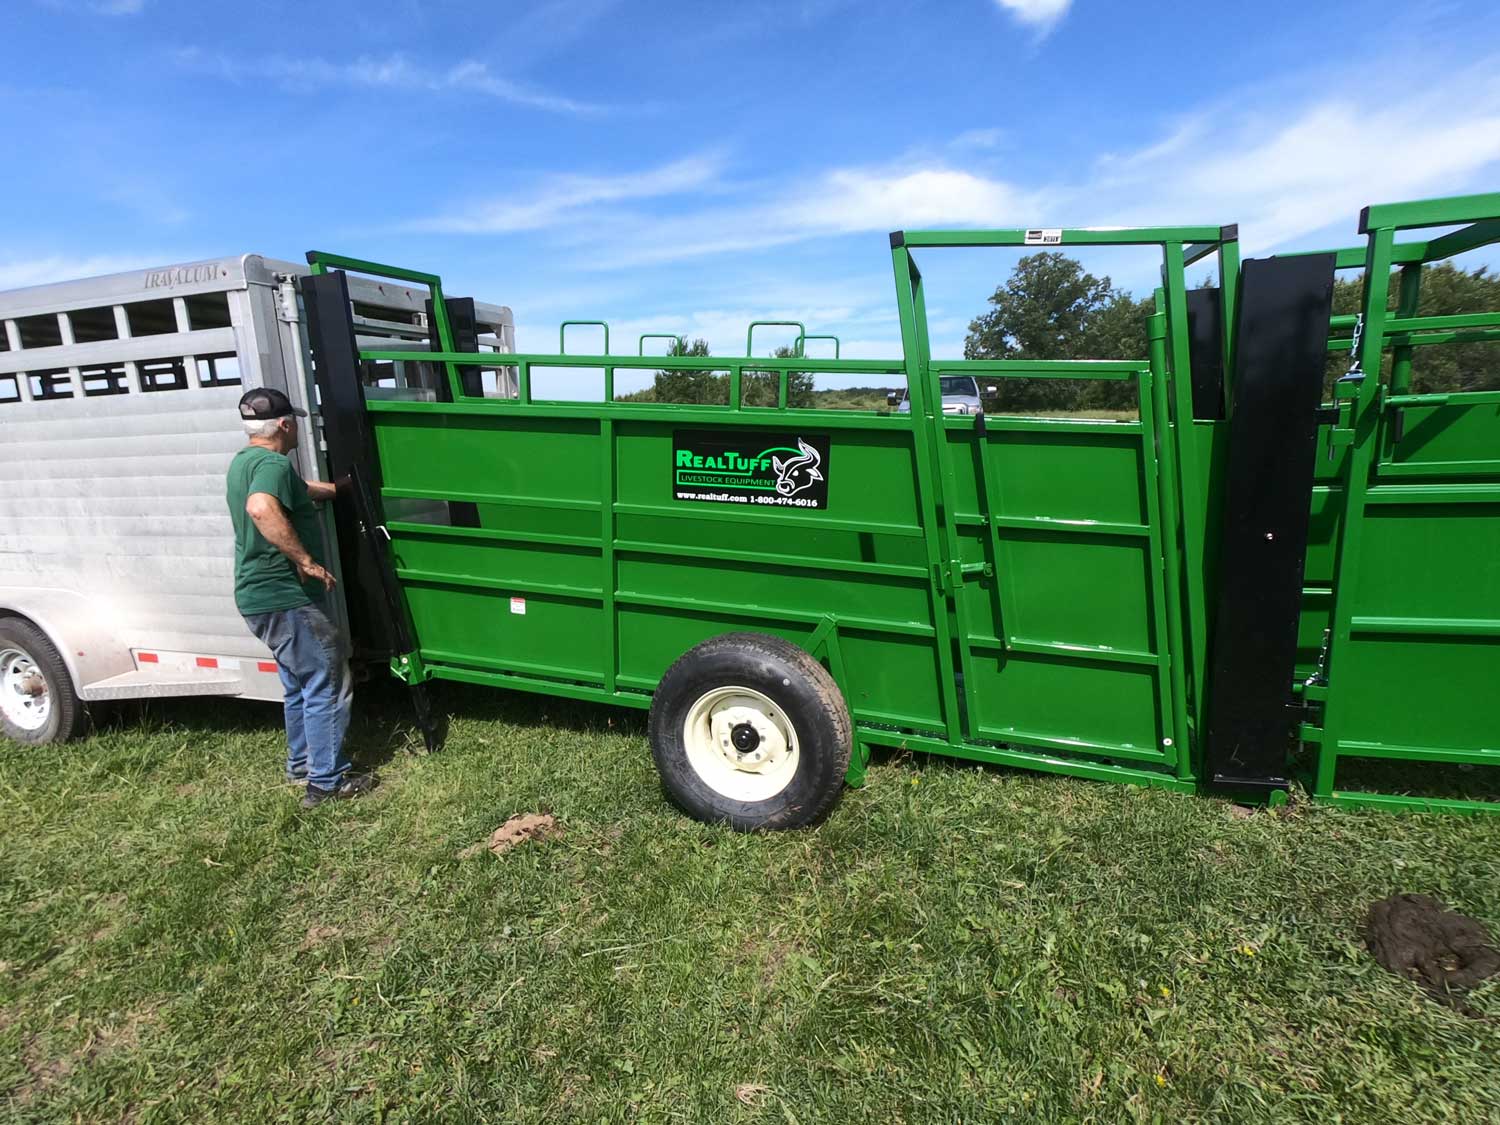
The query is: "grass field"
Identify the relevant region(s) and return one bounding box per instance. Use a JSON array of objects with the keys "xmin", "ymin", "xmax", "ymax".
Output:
[{"xmin": 2, "ymin": 685, "xmax": 1498, "ymax": 1123}]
